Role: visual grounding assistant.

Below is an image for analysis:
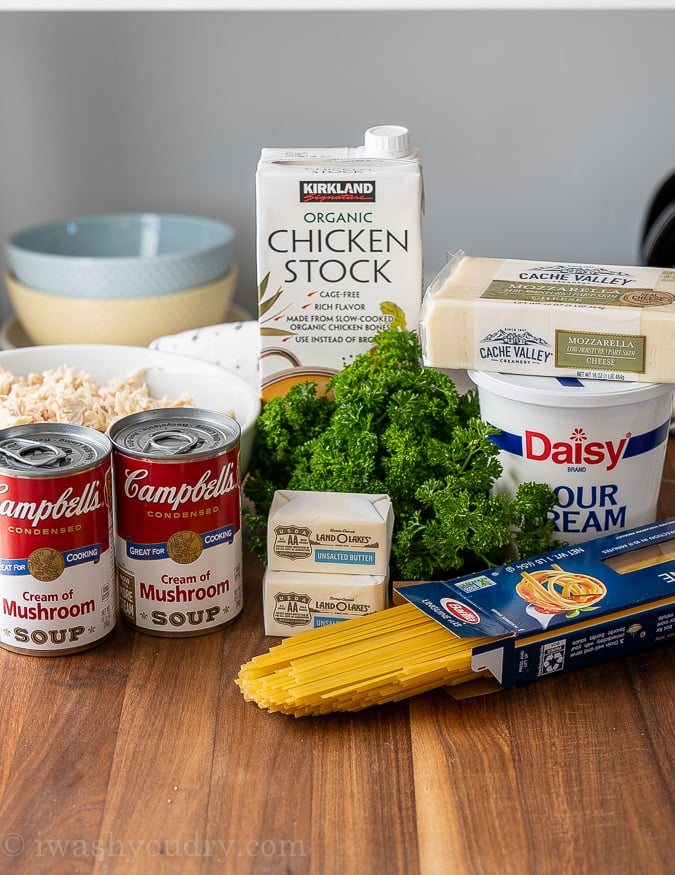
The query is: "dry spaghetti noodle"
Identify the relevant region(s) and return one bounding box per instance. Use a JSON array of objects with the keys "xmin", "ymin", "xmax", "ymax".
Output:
[
  {"xmin": 238, "ymin": 531, "xmax": 675, "ymax": 717},
  {"xmin": 237, "ymin": 602, "xmax": 491, "ymax": 717}
]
